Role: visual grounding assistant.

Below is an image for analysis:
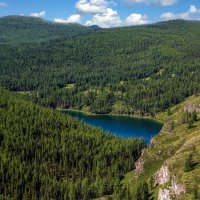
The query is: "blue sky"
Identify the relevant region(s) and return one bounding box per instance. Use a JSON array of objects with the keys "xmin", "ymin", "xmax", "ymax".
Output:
[{"xmin": 0, "ymin": 0, "xmax": 200, "ymax": 27}]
